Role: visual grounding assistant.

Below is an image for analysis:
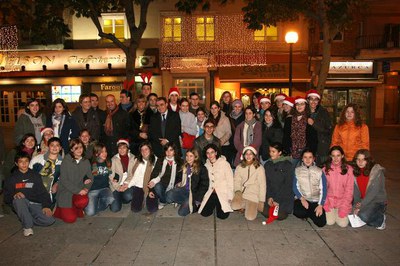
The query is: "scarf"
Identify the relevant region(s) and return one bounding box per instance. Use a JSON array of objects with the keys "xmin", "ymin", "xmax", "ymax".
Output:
[
  {"xmin": 158, "ymin": 157, "xmax": 177, "ymax": 192},
  {"xmin": 22, "ymin": 147, "xmax": 35, "ymax": 157},
  {"xmin": 52, "ymin": 114, "xmax": 64, "ymax": 137},
  {"xmin": 104, "ymin": 107, "xmax": 119, "ymax": 136},
  {"xmin": 121, "ymin": 102, "xmax": 133, "ymax": 112},
  {"xmin": 230, "ymin": 110, "xmax": 243, "ymax": 120},
  {"xmin": 291, "ymin": 114, "xmax": 307, "ymax": 159},
  {"xmin": 245, "ymin": 118, "xmax": 257, "ymax": 146},
  {"xmin": 120, "ymin": 154, "xmax": 129, "ymax": 173},
  {"xmin": 185, "ymin": 165, "xmax": 192, "ymax": 191}
]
